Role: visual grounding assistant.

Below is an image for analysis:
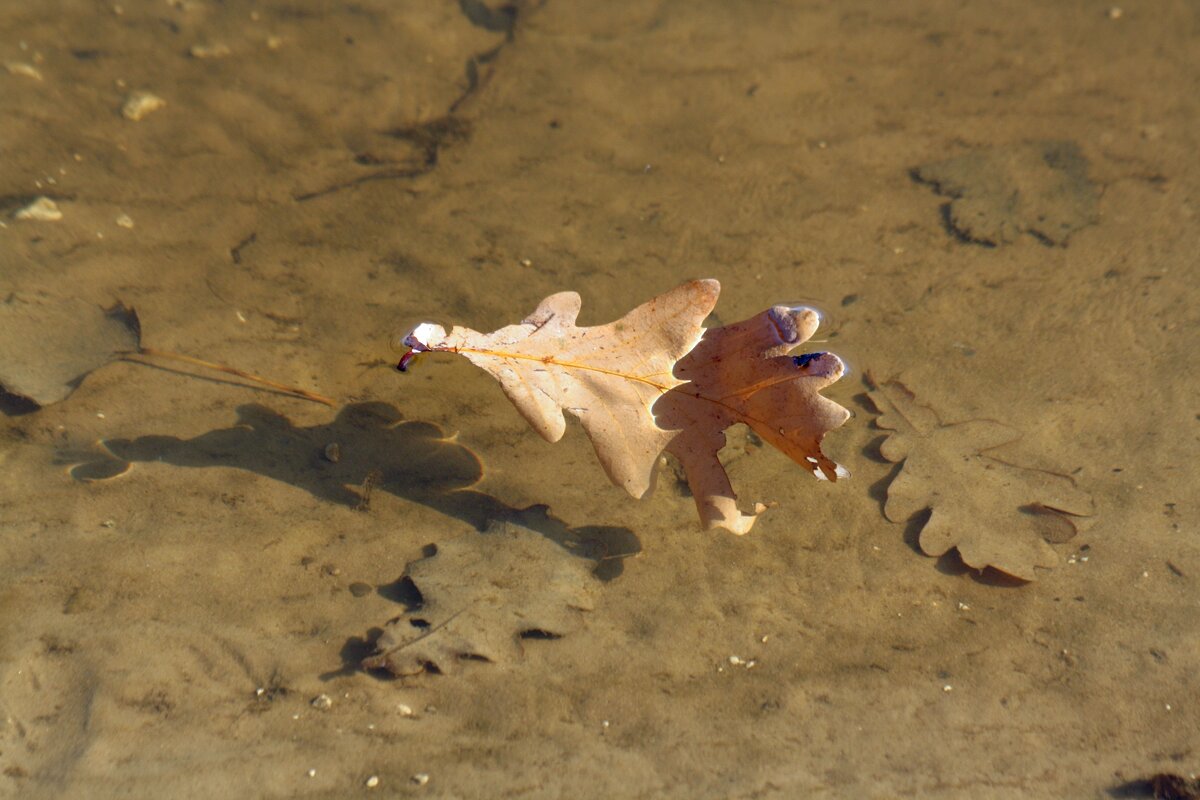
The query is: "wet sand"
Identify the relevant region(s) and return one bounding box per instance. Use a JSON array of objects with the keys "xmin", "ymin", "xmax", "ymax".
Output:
[{"xmin": 1, "ymin": 1, "xmax": 1197, "ymax": 797}]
